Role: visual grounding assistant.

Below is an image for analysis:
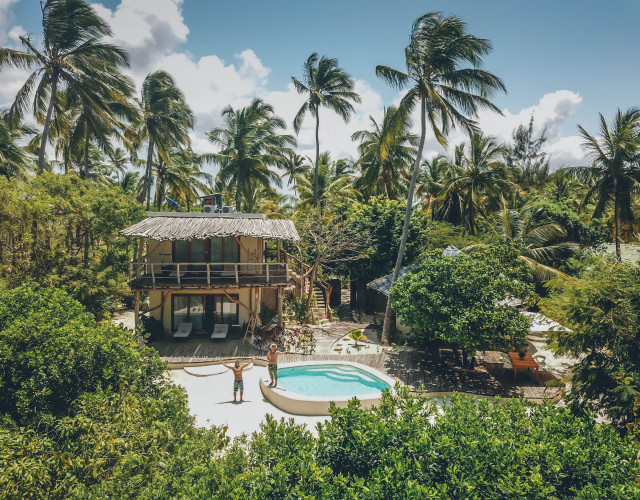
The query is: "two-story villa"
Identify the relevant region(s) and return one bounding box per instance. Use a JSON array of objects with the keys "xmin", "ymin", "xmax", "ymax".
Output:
[{"xmin": 119, "ymin": 198, "xmax": 300, "ymax": 340}]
